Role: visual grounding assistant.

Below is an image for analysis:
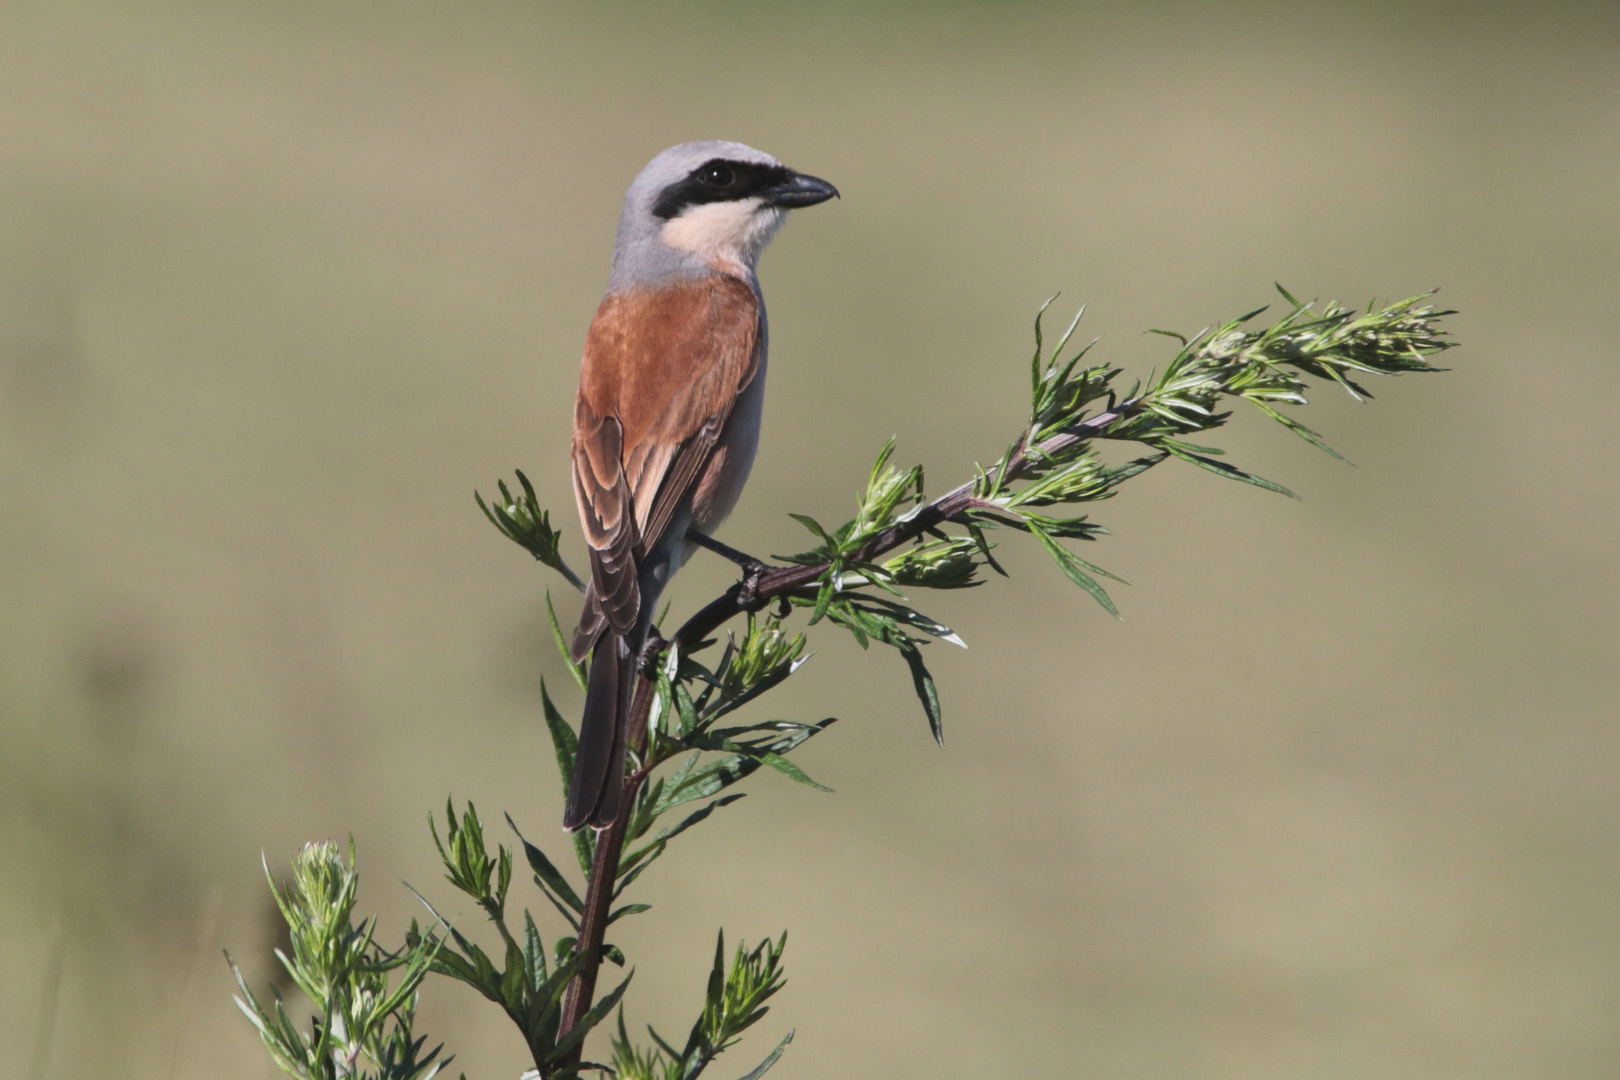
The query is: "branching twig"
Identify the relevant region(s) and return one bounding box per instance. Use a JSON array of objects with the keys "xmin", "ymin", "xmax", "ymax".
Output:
[{"xmin": 674, "ymin": 400, "xmax": 1146, "ymax": 652}]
